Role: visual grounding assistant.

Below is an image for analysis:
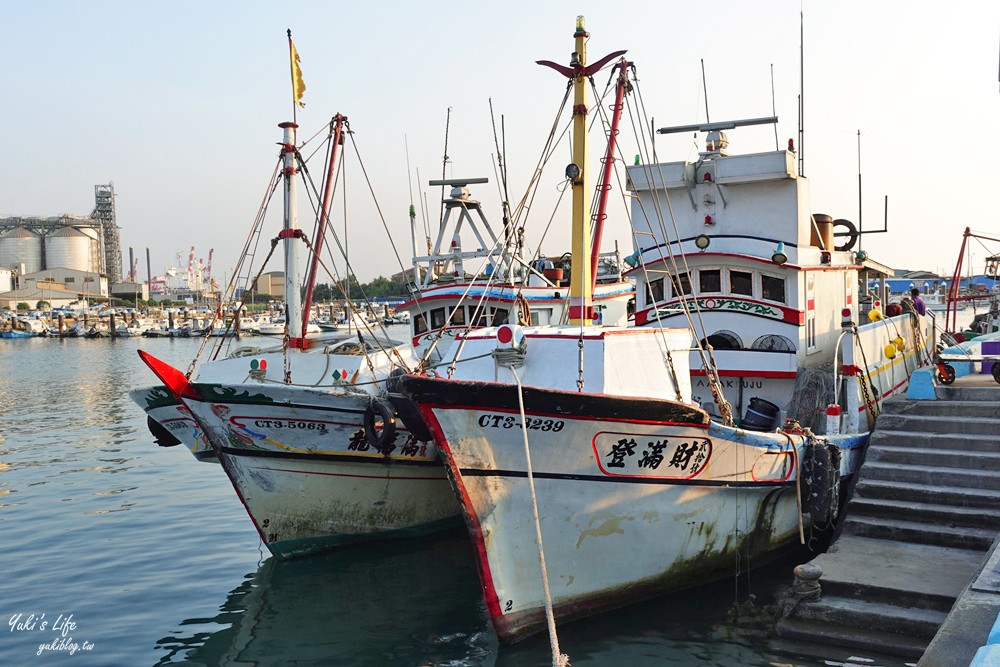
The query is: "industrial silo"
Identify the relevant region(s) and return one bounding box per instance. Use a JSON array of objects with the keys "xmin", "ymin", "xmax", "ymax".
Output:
[
  {"xmin": 45, "ymin": 226, "xmax": 95, "ymax": 272},
  {"xmin": 0, "ymin": 227, "xmax": 43, "ymax": 274}
]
